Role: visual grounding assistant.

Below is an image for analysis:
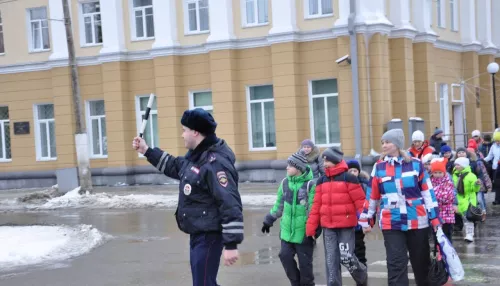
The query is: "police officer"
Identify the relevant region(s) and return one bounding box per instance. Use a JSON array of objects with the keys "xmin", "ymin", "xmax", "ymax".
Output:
[{"xmin": 132, "ymin": 108, "xmax": 243, "ymax": 286}]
